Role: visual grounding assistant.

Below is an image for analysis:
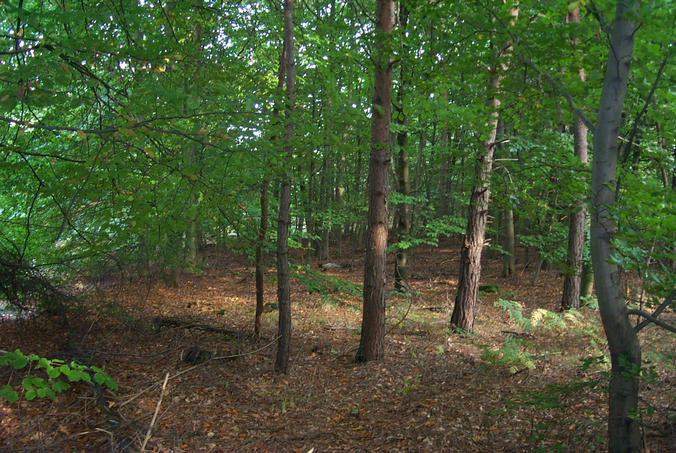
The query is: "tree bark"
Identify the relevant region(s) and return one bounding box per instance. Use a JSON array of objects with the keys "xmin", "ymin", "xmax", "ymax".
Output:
[
  {"xmin": 254, "ymin": 180, "xmax": 269, "ymax": 339},
  {"xmin": 306, "ymin": 157, "xmax": 315, "ymax": 266},
  {"xmin": 502, "ymin": 206, "xmax": 515, "ymax": 277},
  {"xmin": 356, "ymin": 0, "xmax": 394, "ymax": 363},
  {"xmin": 394, "ymin": 2, "xmax": 410, "ymax": 294},
  {"xmin": 451, "ymin": 8, "xmax": 517, "ymax": 332},
  {"xmin": 438, "ymin": 89, "xmax": 449, "ymax": 217},
  {"xmin": 256, "ymin": 40, "xmax": 288, "ymax": 339},
  {"xmin": 561, "ymin": 114, "xmax": 588, "ymax": 310},
  {"xmin": 590, "ymin": 1, "xmax": 641, "ymax": 451},
  {"xmin": 561, "ymin": 5, "xmax": 589, "ymax": 311},
  {"xmin": 275, "ymin": 0, "xmax": 295, "ymax": 374}
]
